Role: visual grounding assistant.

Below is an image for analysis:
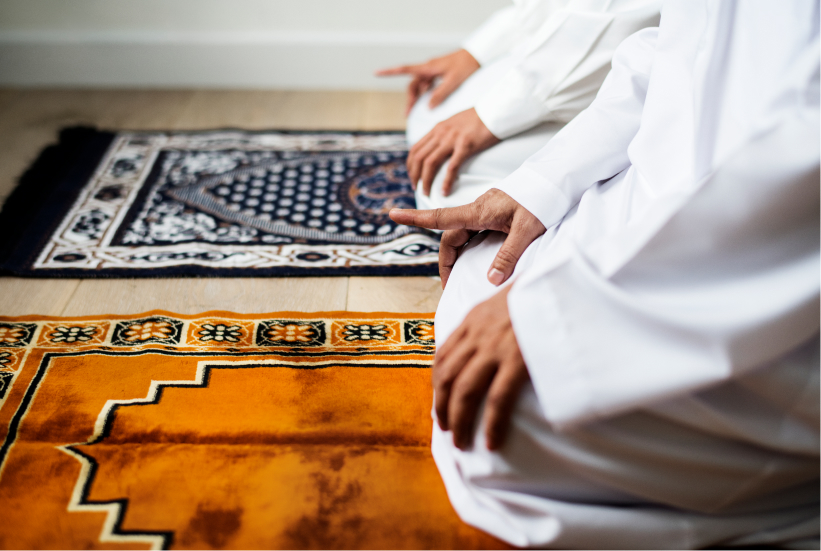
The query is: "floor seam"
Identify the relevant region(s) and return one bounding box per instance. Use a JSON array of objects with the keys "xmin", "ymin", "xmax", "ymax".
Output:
[
  {"xmin": 58, "ymin": 280, "xmax": 83, "ymax": 316},
  {"xmin": 344, "ymin": 277, "xmax": 351, "ymax": 312}
]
